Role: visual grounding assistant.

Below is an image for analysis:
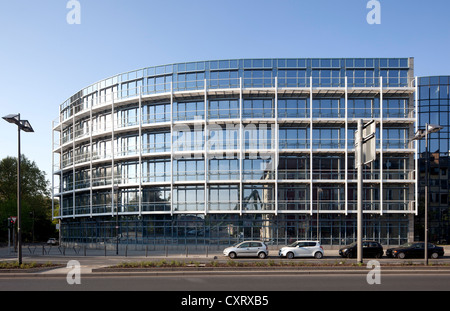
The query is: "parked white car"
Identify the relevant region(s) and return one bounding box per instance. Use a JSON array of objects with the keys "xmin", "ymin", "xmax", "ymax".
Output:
[
  {"xmin": 223, "ymin": 241, "xmax": 269, "ymax": 259},
  {"xmin": 278, "ymin": 241, "xmax": 324, "ymax": 259},
  {"xmin": 46, "ymin": 238, "xmax": 58, "ymax": 245}
]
